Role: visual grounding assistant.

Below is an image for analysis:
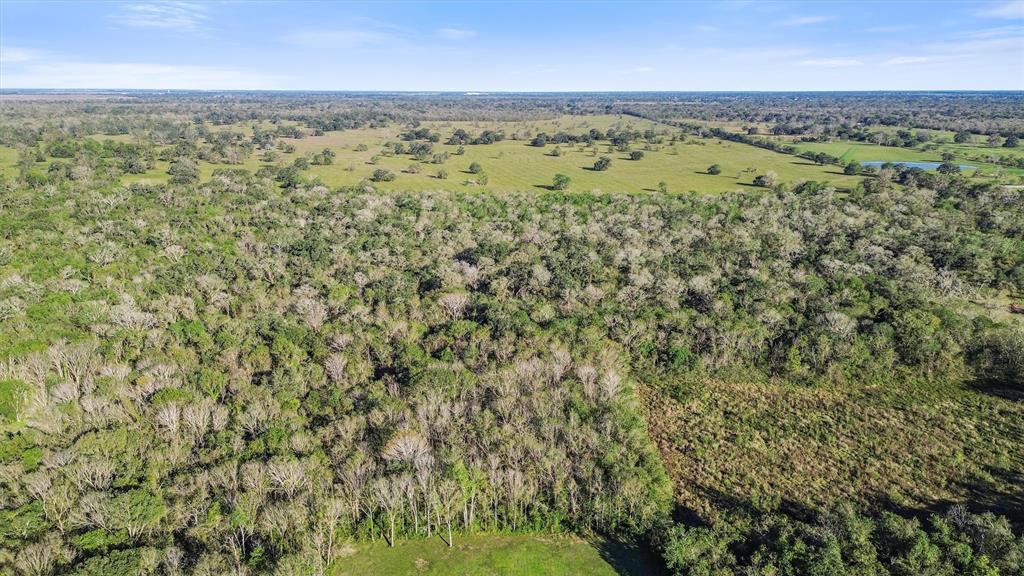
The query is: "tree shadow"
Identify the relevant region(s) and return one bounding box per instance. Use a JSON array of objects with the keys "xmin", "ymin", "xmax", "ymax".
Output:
[
  {"xmin": 533, "ymin": 184, "xmax": 556, "ymax": 191},
  {"xmin": 862, "ymin": 465, "xmax": 1024, "ymax": 528},
  {"xmin": 968, "ymin": 376, "xmax": 1024, "ymax": 402},
  {"xmin": 589, "ymin": 536, "xmax": 669, "ymax": 576}
]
